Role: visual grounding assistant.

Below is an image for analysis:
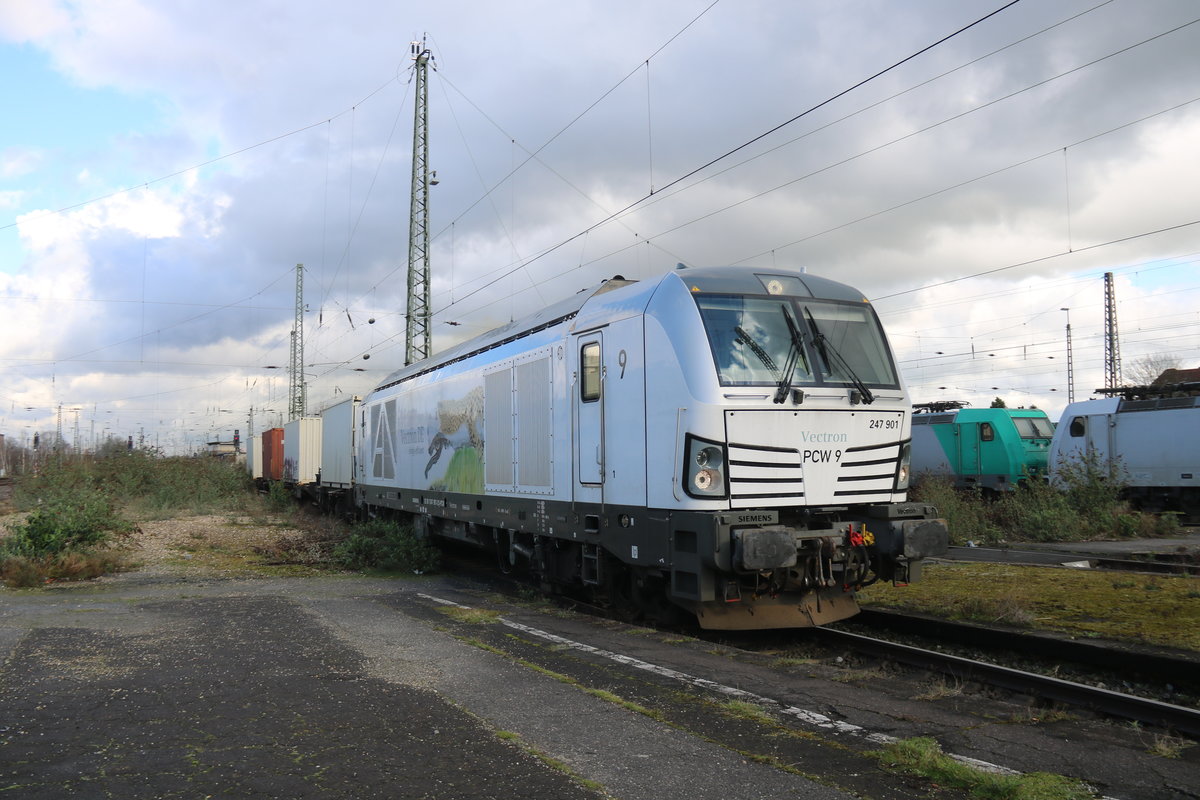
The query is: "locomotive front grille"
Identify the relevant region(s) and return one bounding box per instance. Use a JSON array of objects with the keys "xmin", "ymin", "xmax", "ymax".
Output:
[
  {"xmin": 724, "ymin": 409, "xmax": 903, "ymax": 507},
  {"xmin": 727, "ymin": 442, "xmax": 804, "ymax": 508},
  {"xmin": 835, "ymin": 441, "xmax": 900, "ymax": 499}
]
